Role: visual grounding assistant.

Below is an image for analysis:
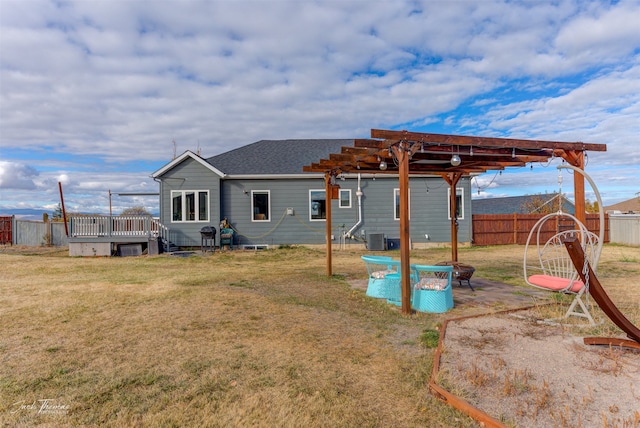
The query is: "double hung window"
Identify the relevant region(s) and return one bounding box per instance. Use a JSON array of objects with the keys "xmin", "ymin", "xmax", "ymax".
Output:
[
  {"xmin": 171, "ymin": 190, "xmax": 209, "ymax": 222},
  {"xmin": 393, "ymin": 188, "xmax": 411, "ymax": 220},
  {"xmin": 252, "ymin": 191, "xmax": 270, "ymax": 221},
  {"xmin": 339, "ymin": 189, "xmax": 351, "ymax": 208},
  {"xmin": 309, "ymin": 190, "xmax": 326, "ymax": 221}
]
